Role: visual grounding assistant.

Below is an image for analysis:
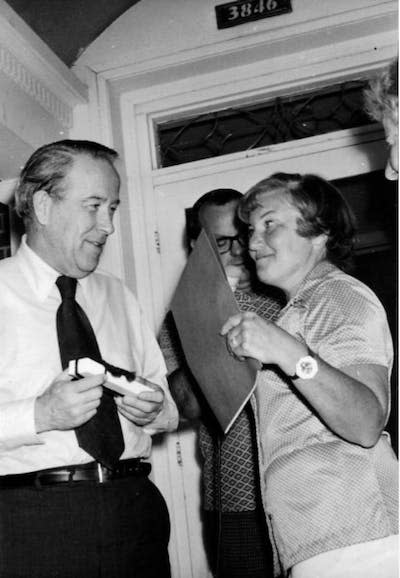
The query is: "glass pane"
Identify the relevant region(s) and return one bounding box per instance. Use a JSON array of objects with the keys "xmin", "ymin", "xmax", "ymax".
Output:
[{"xmin": 157, "ymin": 80, "xmax": 373, "ymax": 168}]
